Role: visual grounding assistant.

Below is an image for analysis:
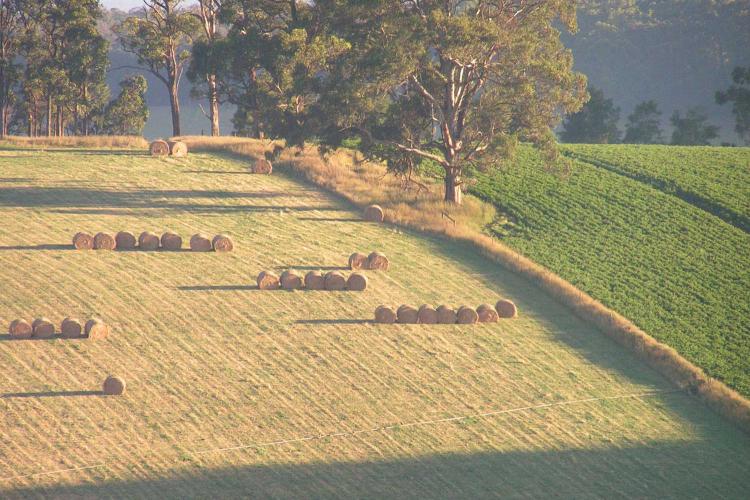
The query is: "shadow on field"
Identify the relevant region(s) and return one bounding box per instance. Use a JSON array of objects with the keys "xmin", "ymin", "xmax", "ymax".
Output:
[
  {"xmin": 0, "ymin": 244, "xmax": 72, "ymax": 251},
  {"xmin": 10, "ymin": 441, "xmax": 750, "ymax": 498},
  {"xmin": 1, "ymin": 390, "xmax": 103, "ymax": 399},
  {"xmin": 178, "ymin": 285, "xmax": 258, "ymax": 291},
  {"xmin": 295, "ymin": 319, "xmax": 371, "ymax": 325}
]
